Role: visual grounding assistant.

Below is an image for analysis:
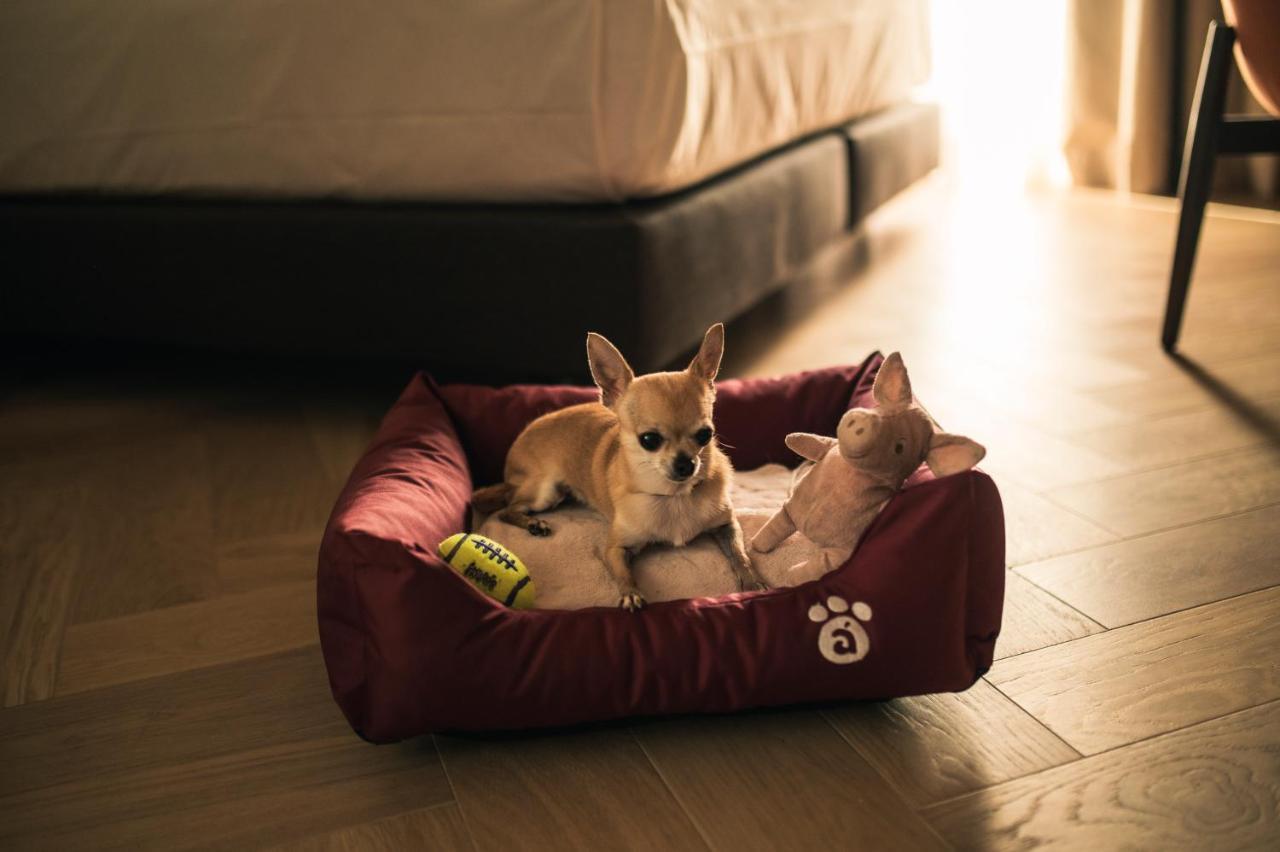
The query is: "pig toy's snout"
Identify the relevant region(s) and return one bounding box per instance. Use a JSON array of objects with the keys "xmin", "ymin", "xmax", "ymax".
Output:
[{"xmin": 837, "ymin": 409, "xmax": 880, "ymax": 457}]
